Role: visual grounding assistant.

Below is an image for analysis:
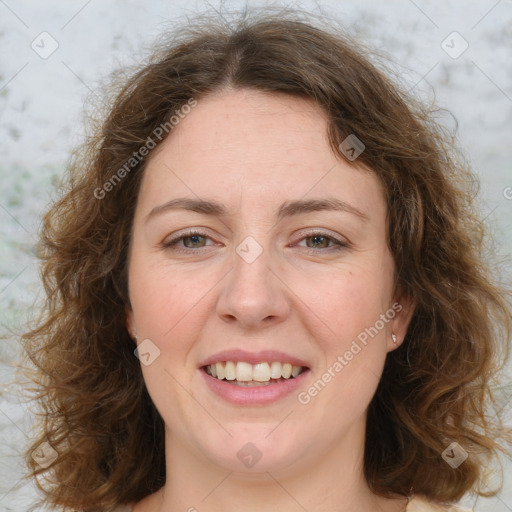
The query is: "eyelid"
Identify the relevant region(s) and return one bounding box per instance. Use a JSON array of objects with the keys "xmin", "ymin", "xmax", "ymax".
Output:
[
  {"xmin": 161, "ymin": 228, "xmax": 217, "ymax": 248},
  {"xmin": 291, "ymin": 228, "xmax": 349, "ymax": 247},
  {"xmin": 161, "ymin": 227, "xmax": 350, "ymax": 255}
]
